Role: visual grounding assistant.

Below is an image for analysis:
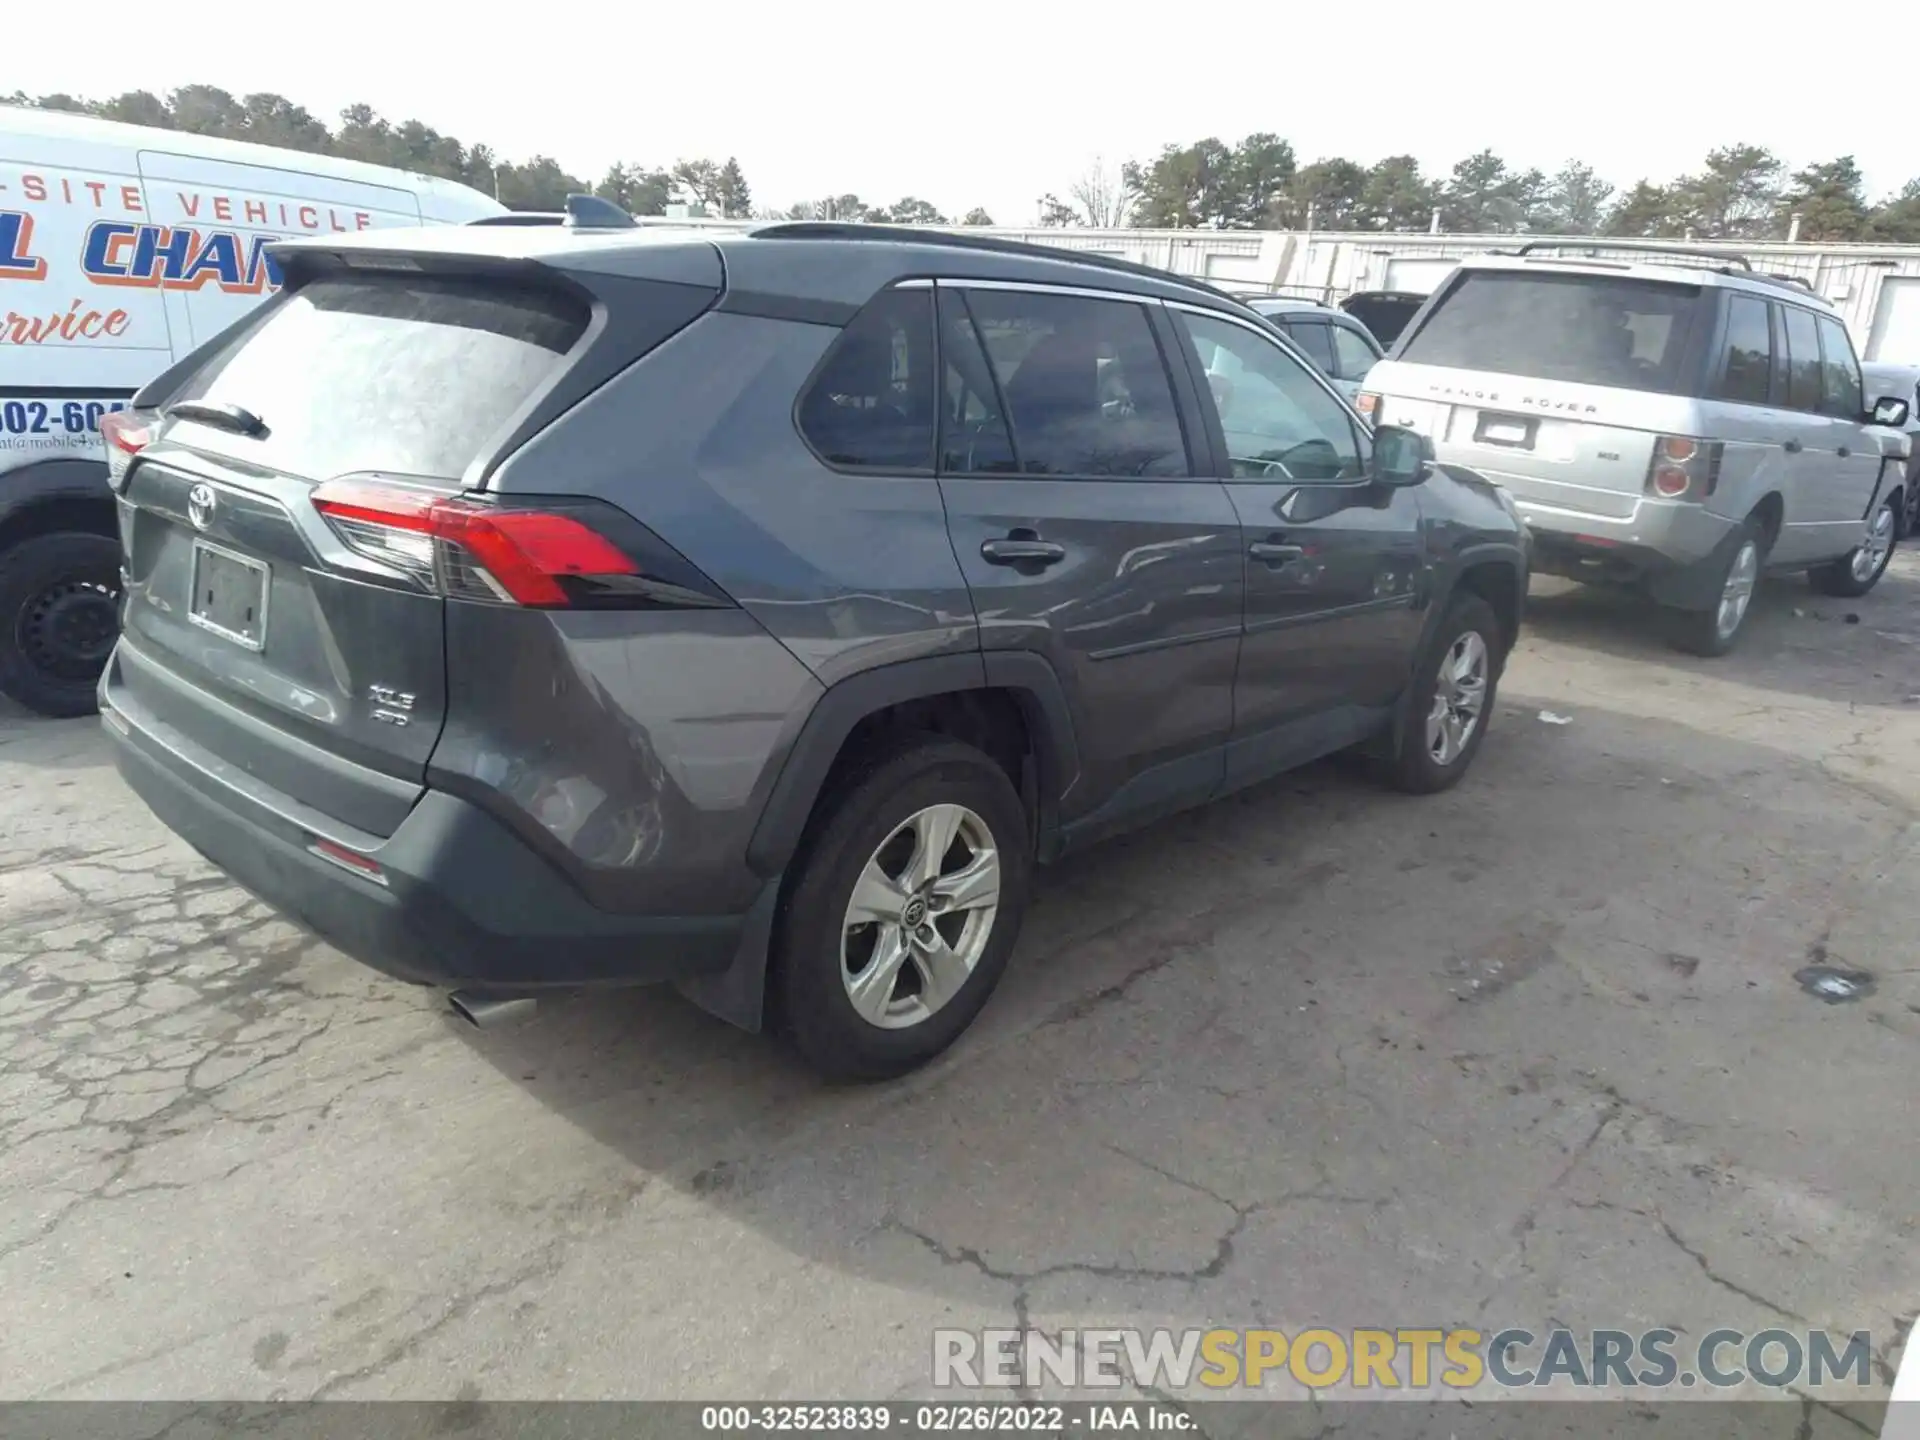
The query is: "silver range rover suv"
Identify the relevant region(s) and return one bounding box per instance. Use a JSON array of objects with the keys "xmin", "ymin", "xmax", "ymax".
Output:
[{"xmin": 1358, "ymin": 243, "xmax": 1913, "ymax": 654}]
